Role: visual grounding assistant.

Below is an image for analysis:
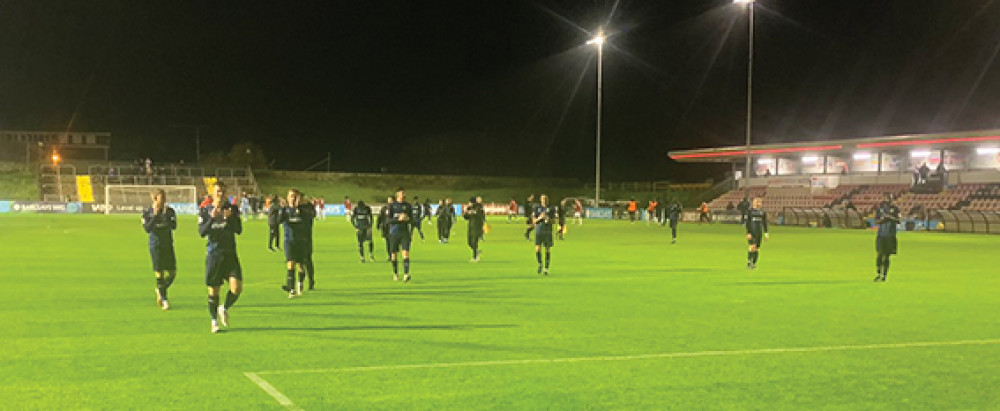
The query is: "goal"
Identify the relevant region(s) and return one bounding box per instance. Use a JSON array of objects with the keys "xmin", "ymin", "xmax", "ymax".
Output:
[{"xmin": 104, "ymin": 185, "xmax": 198, "ymax": 215}]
